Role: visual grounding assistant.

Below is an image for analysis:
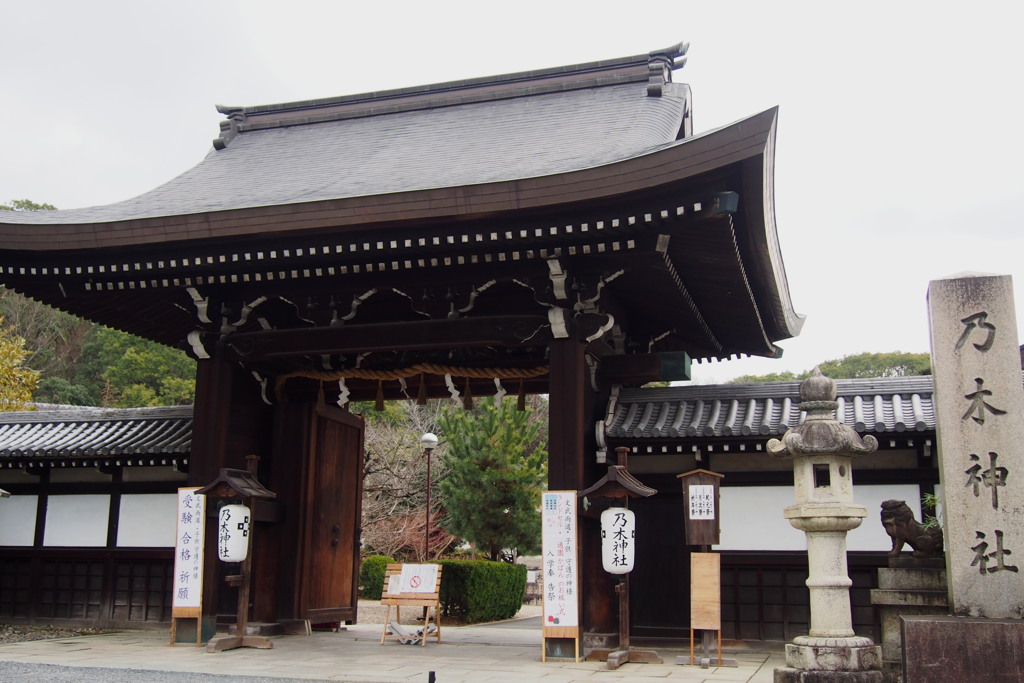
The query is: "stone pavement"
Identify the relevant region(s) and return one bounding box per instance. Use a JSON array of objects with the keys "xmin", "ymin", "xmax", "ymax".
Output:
[{"xmin": 0, "ymin": 616, "xmax": 787, "ymax": 682}]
